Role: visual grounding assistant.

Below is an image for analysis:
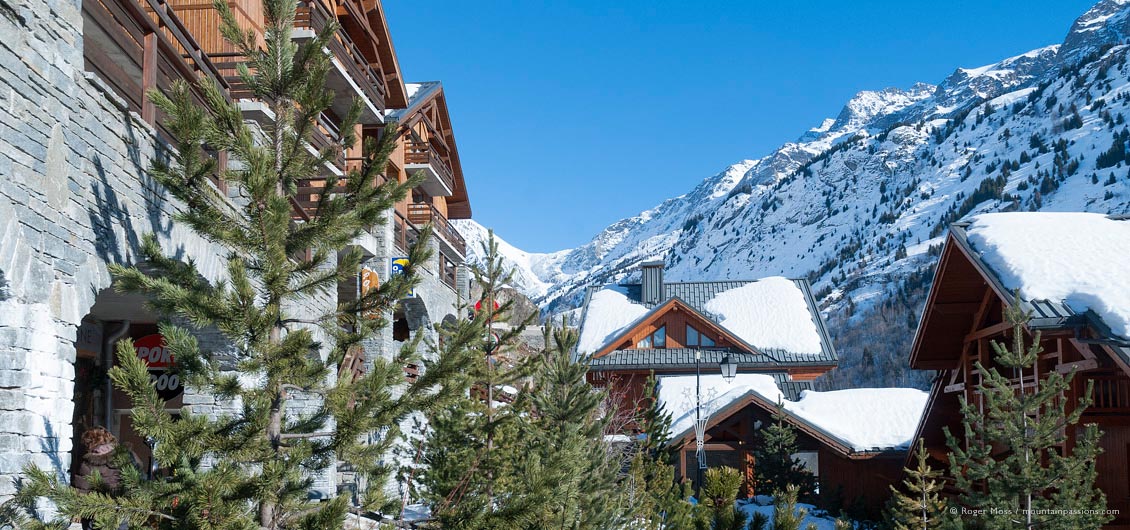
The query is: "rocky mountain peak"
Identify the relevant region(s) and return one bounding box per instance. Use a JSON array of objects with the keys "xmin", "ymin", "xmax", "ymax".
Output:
[{"xmin": 1061, "ymin": 0, "xmax": 1130, "ymax": 65}]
